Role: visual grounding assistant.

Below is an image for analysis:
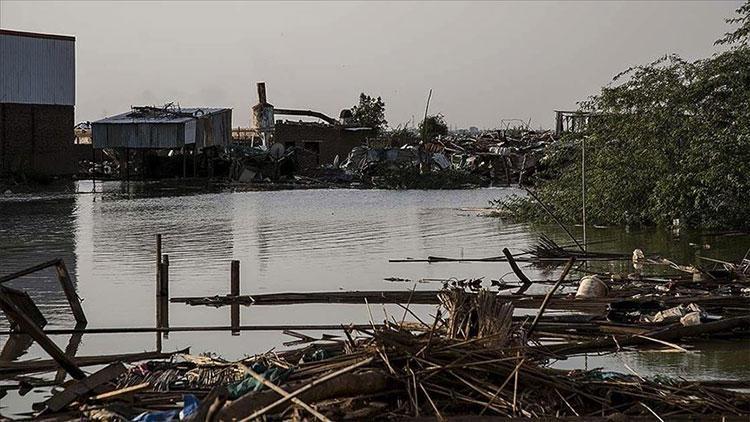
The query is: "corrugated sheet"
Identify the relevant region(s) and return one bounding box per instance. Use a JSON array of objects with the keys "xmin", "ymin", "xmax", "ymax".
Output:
[
  {"xmin": 92, "ymin": 108, "xmax": 232, "ymax": 149},
  {"xmin": 0, "ymin": 33, "xmax": 75, "ymax": 105},
  {"xmin": 92, "ymin": 123, "xmax": 186, "ymax": 149},
  {"xmin": 197, "ymin": 109, "xmax": 231, "ymax": 148}
]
